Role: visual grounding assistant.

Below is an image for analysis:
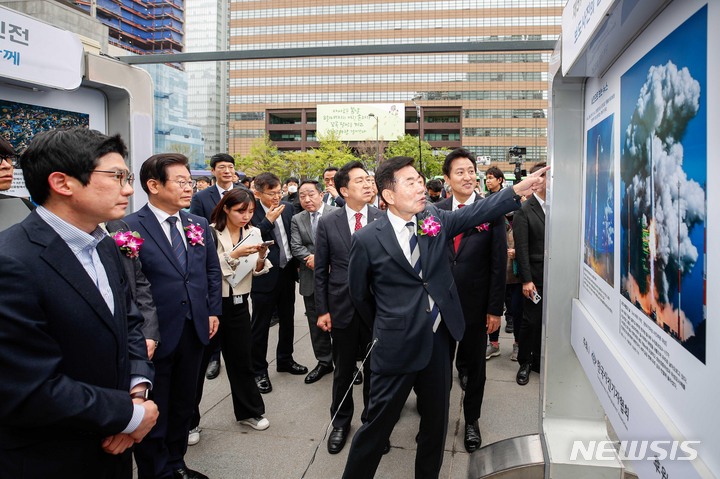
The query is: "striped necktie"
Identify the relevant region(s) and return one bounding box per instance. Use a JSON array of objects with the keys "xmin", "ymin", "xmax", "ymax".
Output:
[
  {"xmin": 166, "ymin": 216, "xmax": 187, "ymax": 271},
  {"xmin": 406, "ymin": 221, "xmax": 441, "ymax": 331}
]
